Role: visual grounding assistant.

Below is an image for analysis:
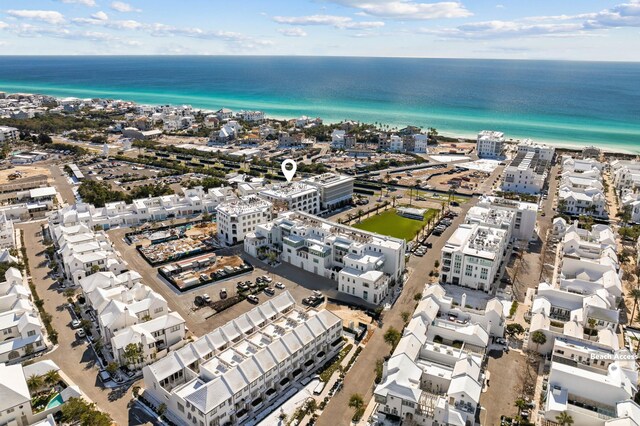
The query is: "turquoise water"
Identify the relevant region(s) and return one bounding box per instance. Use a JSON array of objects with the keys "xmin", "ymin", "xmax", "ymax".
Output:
[
  {"xmin": 0, "ymin": 56, "xmax": 639, "ymax": 153},
  {"xmin": 45, "ymin": 393, "xmax": 63, "ymax": 410}
]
